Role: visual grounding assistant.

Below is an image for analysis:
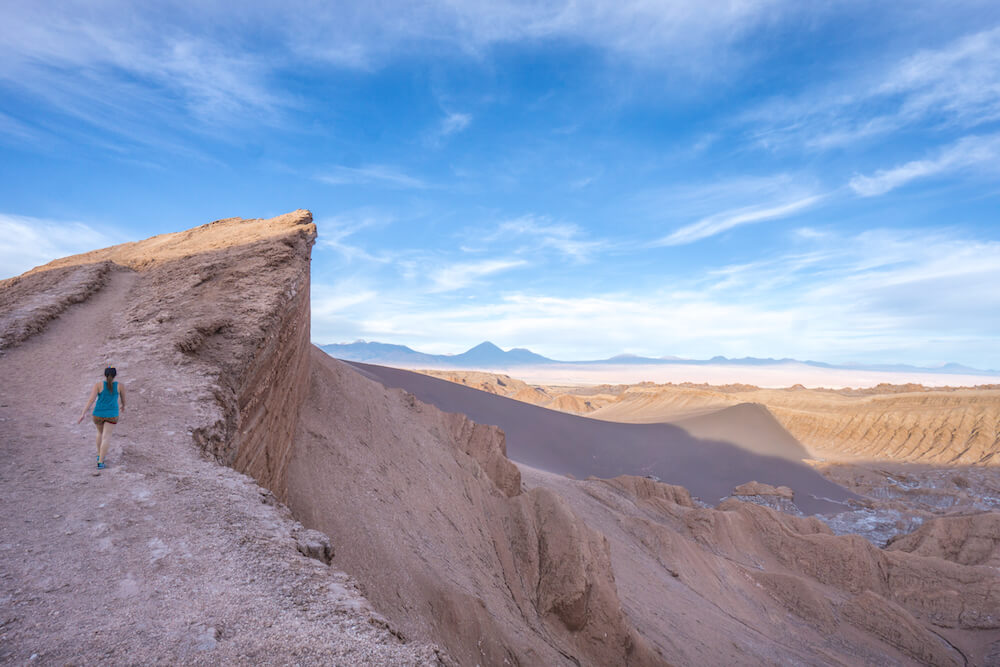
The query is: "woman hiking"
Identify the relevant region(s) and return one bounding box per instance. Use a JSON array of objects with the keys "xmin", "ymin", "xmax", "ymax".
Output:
[{"xmin": 77, "ymin": 367, "xmax": 126, "ymax": 469}]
